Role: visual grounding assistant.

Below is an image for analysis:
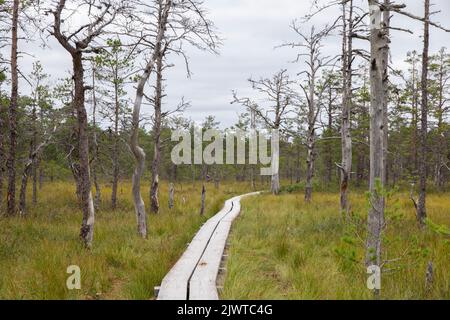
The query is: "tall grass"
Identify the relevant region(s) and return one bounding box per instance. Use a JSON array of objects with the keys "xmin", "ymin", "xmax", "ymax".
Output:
[
  {"xmin": 222, "ymin": 192, "xmax": 450, "ymax": 300},
  {"xmin": 0, "ymin": 180, "xmax": 251, "ymax": 299}
]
